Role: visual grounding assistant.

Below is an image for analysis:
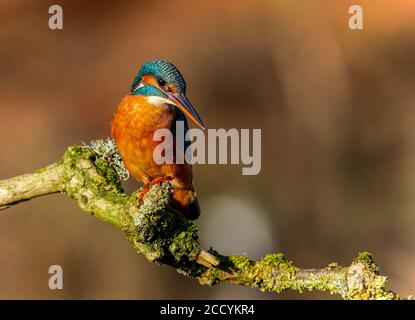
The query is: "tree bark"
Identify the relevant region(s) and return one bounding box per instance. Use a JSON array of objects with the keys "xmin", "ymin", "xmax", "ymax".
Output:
[{"xmin": 0, "ymin": 141, "xmax": 400, "ymax": 300}]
